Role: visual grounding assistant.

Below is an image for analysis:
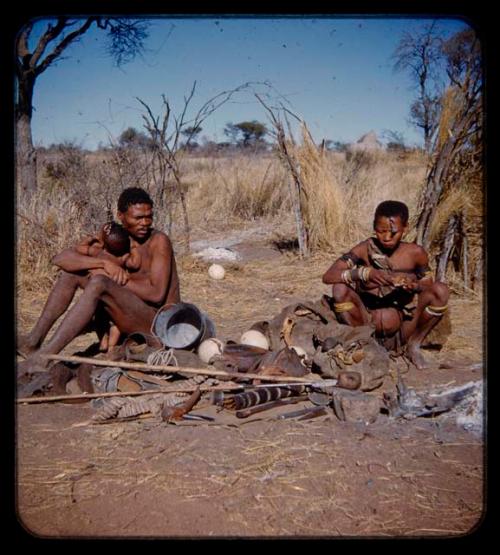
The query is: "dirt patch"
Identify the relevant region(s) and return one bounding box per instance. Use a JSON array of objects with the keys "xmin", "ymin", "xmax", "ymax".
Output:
[
  {"xmin": 15, "ymin": 238, "xmax": 486, "ymax": 539},
  {"xmin": 16, "ymin": 402, "xmax": 484, "ymax": 538}
]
